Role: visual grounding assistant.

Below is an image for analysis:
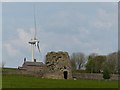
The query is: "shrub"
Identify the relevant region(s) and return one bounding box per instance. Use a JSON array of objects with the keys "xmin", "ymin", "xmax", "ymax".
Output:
[{"xmin": 103, "ymin": 66, "xmax": 111, "ymax": 80}]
